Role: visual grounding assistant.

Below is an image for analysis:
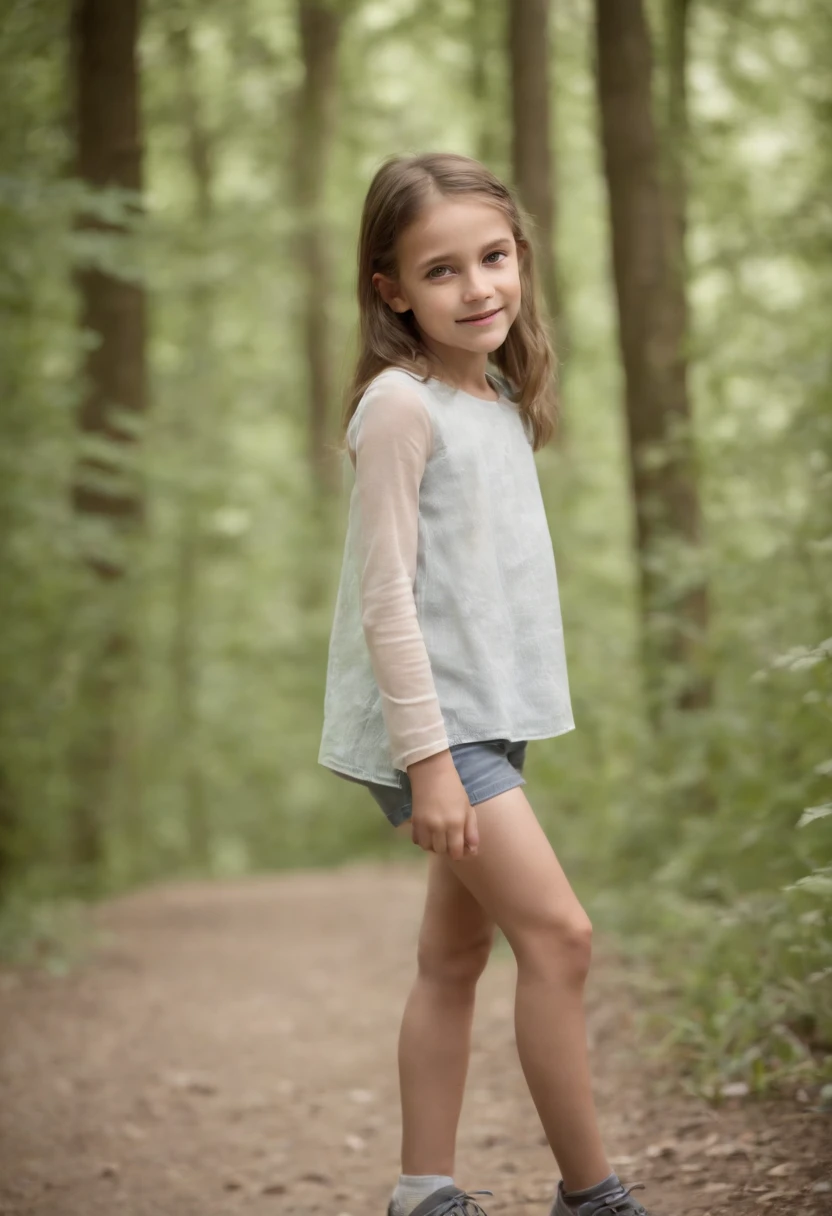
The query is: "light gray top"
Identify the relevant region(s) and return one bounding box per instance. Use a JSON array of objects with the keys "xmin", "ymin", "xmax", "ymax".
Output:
[{"xmin": 317, "ymin": 366, "xmax": 575, "ymax": 788}]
